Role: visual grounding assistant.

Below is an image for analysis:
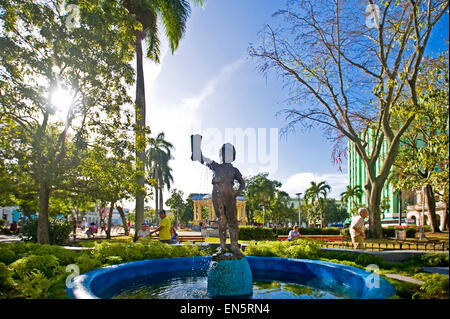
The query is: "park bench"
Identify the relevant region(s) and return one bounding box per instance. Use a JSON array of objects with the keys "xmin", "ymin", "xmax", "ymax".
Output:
[
  {"xmin": 277, "ymin": 235, "xmax": 344, "ymax": 242},
  {"xmin": 178, "ymin": 235, "xmax": 205, "ymax": 243}
]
